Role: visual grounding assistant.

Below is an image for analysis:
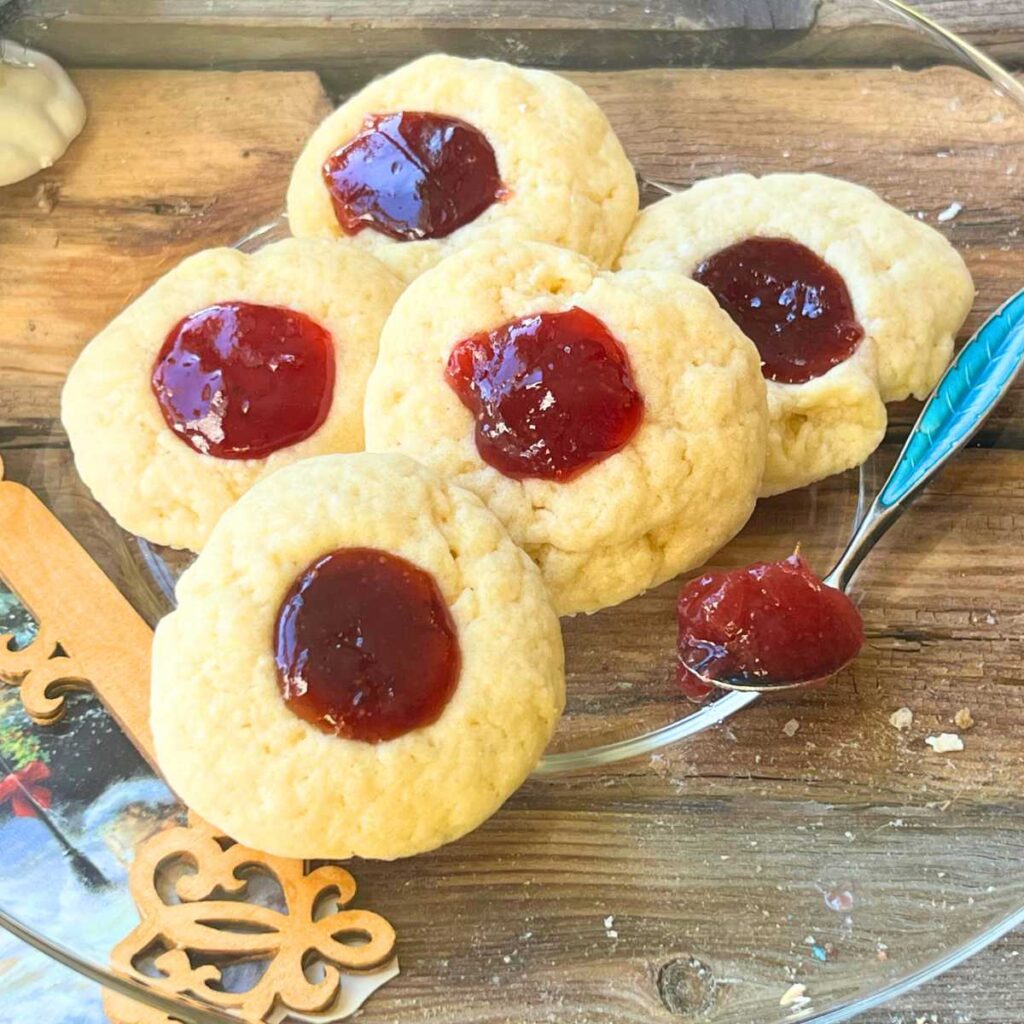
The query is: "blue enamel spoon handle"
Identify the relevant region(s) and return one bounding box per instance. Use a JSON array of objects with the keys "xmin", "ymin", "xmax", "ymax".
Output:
[{"xmin": 826, "ymin": 287, "xmax": 1024, "ymax": 592}]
